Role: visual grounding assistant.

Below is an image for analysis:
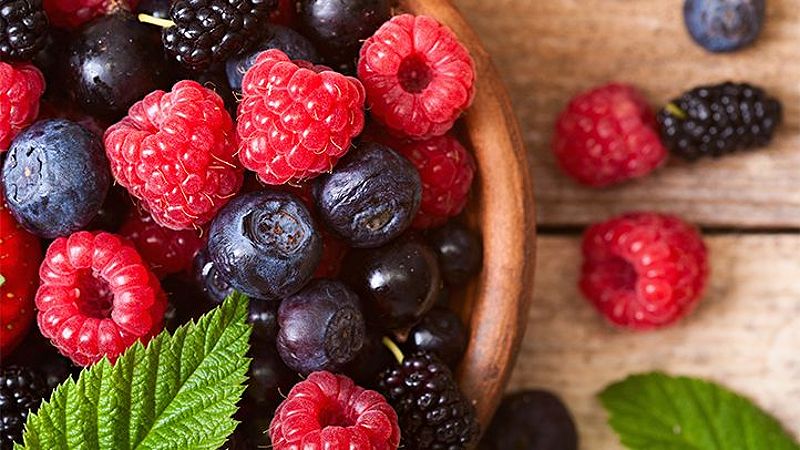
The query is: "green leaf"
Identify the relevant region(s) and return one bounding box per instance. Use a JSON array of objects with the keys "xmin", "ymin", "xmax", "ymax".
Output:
[
  {"xmin": 16, "ymin": 293, "xmax": 252, "ymax": 450},
  {"xmin": 599, "ymin": 372, "xmax": 800, "ymax": 450}
]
